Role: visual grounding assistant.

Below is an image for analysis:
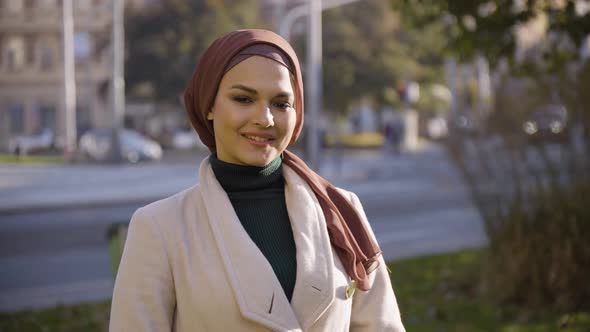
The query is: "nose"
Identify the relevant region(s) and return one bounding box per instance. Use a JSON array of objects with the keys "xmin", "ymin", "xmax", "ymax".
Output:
[{"xmin": 254, "ymin": 104, "xmax": 274, "ymax": 128}]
